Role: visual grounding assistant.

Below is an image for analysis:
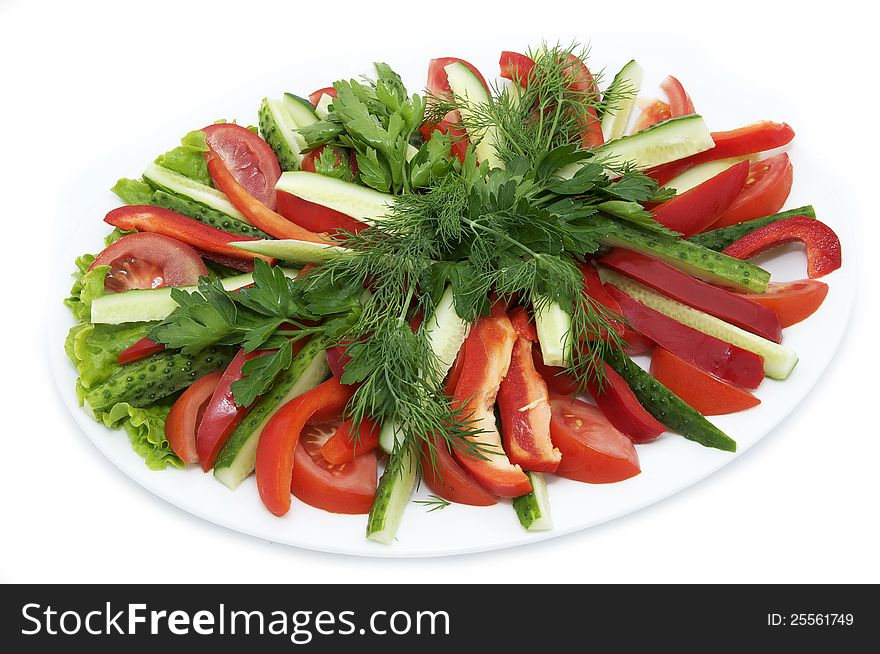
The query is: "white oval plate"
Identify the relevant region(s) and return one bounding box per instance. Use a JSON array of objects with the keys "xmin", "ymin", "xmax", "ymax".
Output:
[{"xmin": 51, "ymin": 43, "xmax": 856, "ymax": 557}]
